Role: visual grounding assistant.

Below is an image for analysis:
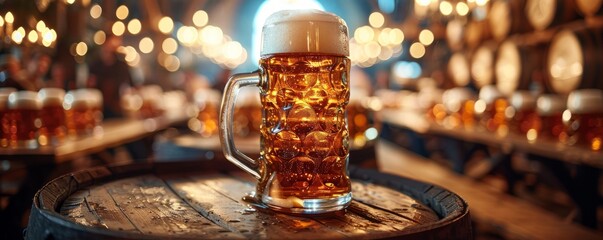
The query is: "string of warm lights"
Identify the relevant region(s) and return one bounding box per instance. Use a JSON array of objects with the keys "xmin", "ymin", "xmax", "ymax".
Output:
[
  {"xmin": 0, "ymin": 12, "xmax": 58, "ymax": 48},
  {"xmin": 84, "ymin": 4, "xmax": 247, "ymax": 71}
]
